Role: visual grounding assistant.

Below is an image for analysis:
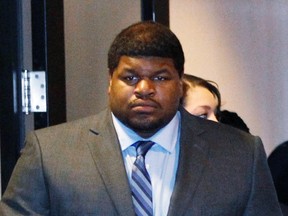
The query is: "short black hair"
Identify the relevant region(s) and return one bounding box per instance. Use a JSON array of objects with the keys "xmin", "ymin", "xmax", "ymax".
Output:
[{"xmin": 108, "ymin": 21, "xmax": 185, "ymax": 77}]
